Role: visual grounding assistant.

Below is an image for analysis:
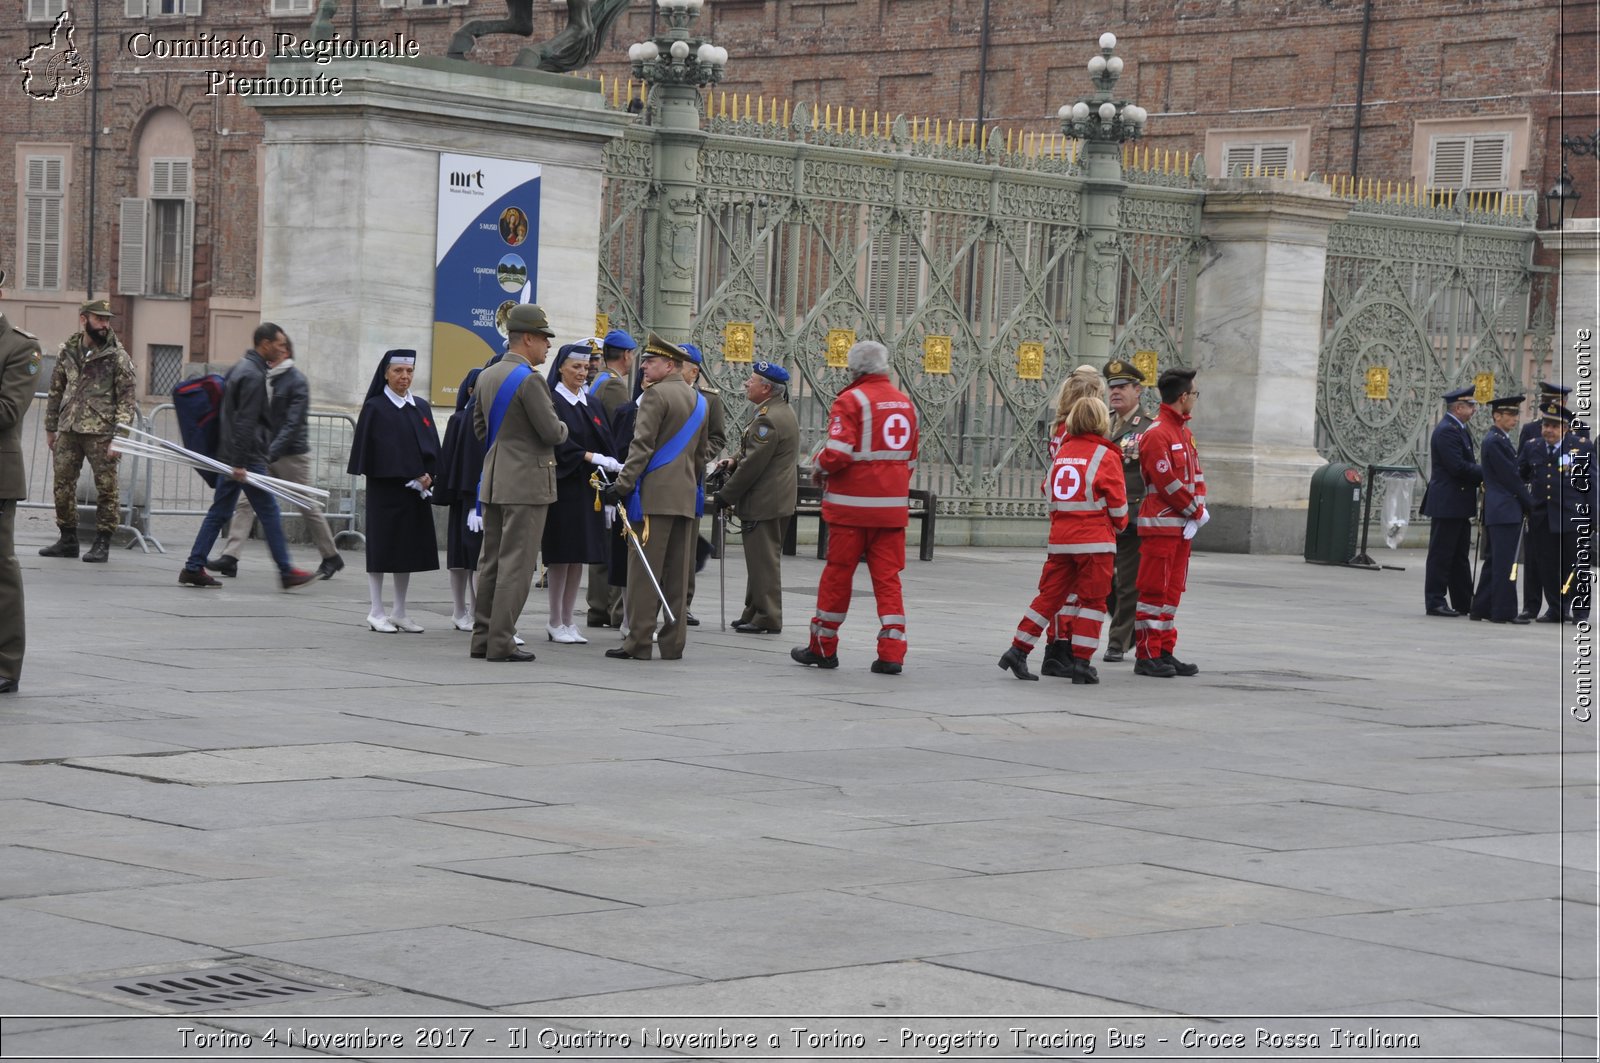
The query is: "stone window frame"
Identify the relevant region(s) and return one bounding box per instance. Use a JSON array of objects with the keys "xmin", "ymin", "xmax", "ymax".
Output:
[
  {"xmin": 269, "ymin": 0, "xmax": 314, "ymax": 14},
  {"xmin": 118, "ymin": 157, "xmax": 194, "ymax": 299},
  {"xmin": 1412, "ymin": 115, "xmax": 1530, "ymax": 194},
  {"xmin": 1203, "ymin": 127, "xmax": 1312, "ymax": 180}
]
